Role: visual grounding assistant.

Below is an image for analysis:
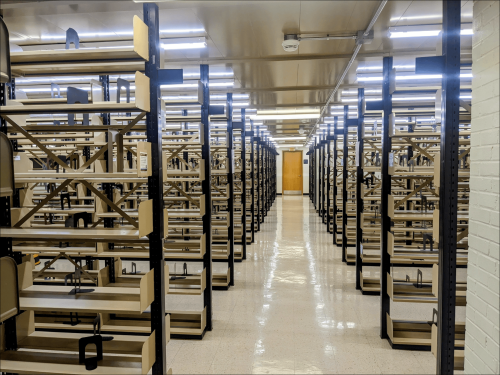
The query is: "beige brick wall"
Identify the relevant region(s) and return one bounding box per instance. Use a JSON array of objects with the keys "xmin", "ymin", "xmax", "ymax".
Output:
[{"xmin": 465, "ymin": 1, "xmax": 500, "ymax": 374}]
